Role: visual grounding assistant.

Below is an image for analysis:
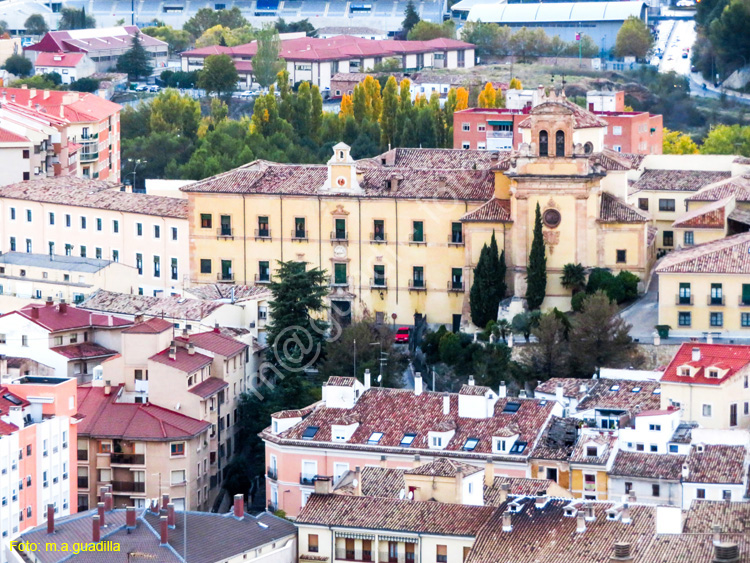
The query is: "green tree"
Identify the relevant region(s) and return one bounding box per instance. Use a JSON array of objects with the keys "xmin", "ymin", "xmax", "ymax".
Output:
[
  {"xmin": 402, "ymin": 0, "xmax": 420, "ymax": 34},
  {"xmin": 370, "ymin": 58, "xmax": 402, "ymax": 73},
  {"xmin": 24, "ymin": 13, "xmax": 48, "ymax": 35},
  {"xmin": 150, "ymin": 88, "xmax": 202, "ymax": 137},
  {"xmin": 407, "ymin": 20, "xmax": 455, "ymax": 41},
  {"xmin": 142, "ymin": 25, "xmax": 192, "ymax": 54},
  {"xmin": 10, "ymin": 75, "xmax": 59, "ymax": 89},
  {"xmin": 196, "ymin": 24, "xmax": 232, "ymax": 48},
  {"xmin": 460, "ymin": 21, "xmax": 504, "ymax": 60},
  {"xmin": 525, "ymin": 202, "xmax": 547, "ymax": 310},
  {"xmin": 561, "ymin": 263, "xmax": 587, "ymax": 295},
  {"xmin": 197, "ymin": 54, "xmax": 239, "ymax": 97},
  {"xmin": 512, "ymin": 311, "xmax": 540, "ymax": 343},
  {"xmin": 57, "ymin": 7, "xmax": 95, "ymax": 30},
  {"xmin": 3, "ymin": 54, "xmax": 32, "ymax": 77},
  {"xmin": 310, "ymin": 84, "xmax": 323, "ymax": 141},
  {"xmin": 511, "ymin": 27, "xmax": 549, "ymax": 62},
  {"xmin": 275, "ymin": 17, "xmax": 317, "ymax": 36},
  {"xmin": 701, "ymin": 124, "xmax": 750, "ymax": 156},
  {"xmin": 116, "ymin": 32, "xmax": 153, "ymax": 80},
  {"xmin": 615, "ymin": 16, "xmax": 654, "ymax": 59},
  {"xmin": 519, "ymin": 312, "xmax": 569, "ymax": 381},
  {"xmin": 184, "ymin": 7, "xmax": 248, "ymax": 38},
  {"xmin": 380, "ymin": 76, "xmax": 399, "ymax": 149},
  {"xmin": 252, "ymin": 26, "xmax": 285, "ymax": 89},
  {"xmin": 707, "ymin": 0, "xmax": 750, "ymax": 71},
  {"xmin": 68, "ymin": 77, "xmax": 99, "ymax": 92},
  {"xmin": 568, "ymin": 291, "xmax": 639, "ymax": 378},
  {"xmin": 663, "ymin": 128, "xmax": 699, "ymax": 154},
  {"xmin": 0, "ymin": 20, "xmax": 7, "ymax": 35},
  {"xmin": 469, "ymin": 232, "xmax": 506, "ymax": 329}
]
